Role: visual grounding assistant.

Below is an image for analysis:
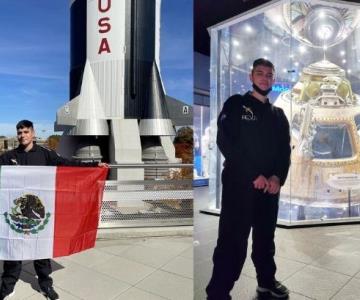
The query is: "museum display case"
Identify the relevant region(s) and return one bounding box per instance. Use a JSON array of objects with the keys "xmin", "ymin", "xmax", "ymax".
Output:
[{"xmin": 206, "ymin": 0, "xmax": 360, "ymax": 225}]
